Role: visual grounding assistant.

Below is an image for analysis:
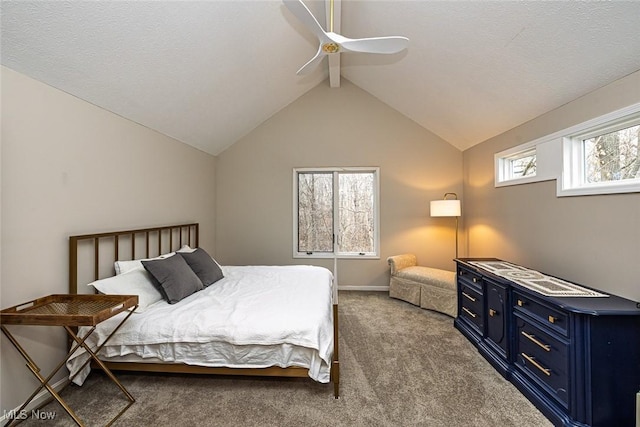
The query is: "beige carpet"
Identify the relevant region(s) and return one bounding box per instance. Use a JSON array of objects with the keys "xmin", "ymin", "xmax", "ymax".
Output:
[{"xmin": 22, "ymin": 291, "xmax": 552, "ymax": 426}]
